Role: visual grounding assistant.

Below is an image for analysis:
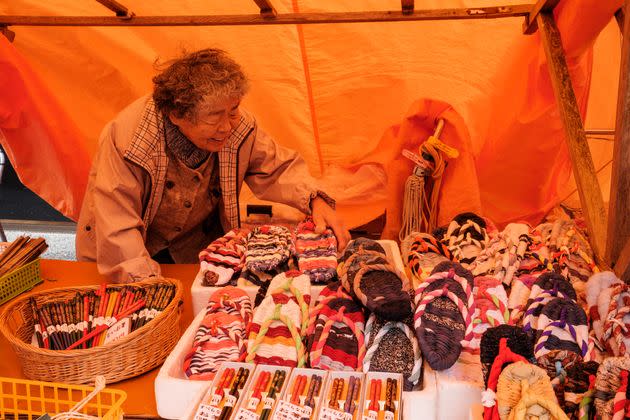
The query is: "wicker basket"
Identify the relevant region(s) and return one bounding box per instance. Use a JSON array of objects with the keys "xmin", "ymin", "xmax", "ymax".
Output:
[
  {"xmin": 0, "ymin": 259, "xmax": 43, "ymax": 306},
  {"xmin": 0, "ymin": 277, "xmax": 183, "ymax": 385}
]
